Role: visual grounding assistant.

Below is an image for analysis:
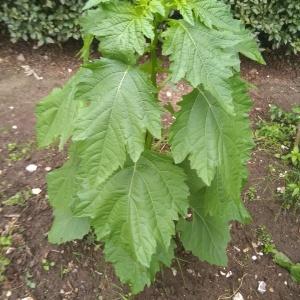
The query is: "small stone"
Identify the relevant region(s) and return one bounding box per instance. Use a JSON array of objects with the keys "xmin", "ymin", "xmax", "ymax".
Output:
[
  {"xmin": 233, "ymin": 292, "xmax": 244, "ymax": 300},
  {"xmin": 12, "ymin": 125, "xmax": 18, "ymax": 130},
  {"xmin": 252, "ymin": 255, "xmax": 258, "ymax": 261},
  {"xmin": 166, "ymin": 91, "xmax": 172, "ymax": 98},
  {"xmin": 9, "ymin": 106, "xmax": 14, "ymax": 110},
  {"xmin": 26, "ymin": 164, "xmax": 38, "ymax": 172},
  {"xmin": 45, "ymin": 167, "xmax": 52, "ymax": 172},
  {"xmin": 258, "ymin": 281, "xmax": 267, "ymax": 294},
  {"xmin": 171, "ymin": 267, "xmax": 177, "ymax": 277},
  {"xmin": 31, "ymin": 188, "xmax": 42, "ymax": 195},
  {"xmin": 278, "ymin": 273, "xmax": 282, "ymax": 277},
  {"xmin": 233, "ymin": 246, "xmax": 241, "ymax": 252},
  {"xmin": 269, "ymin": 287, "xmax": 274, "ymax": 293},
  {"xmin": 6, "ymin": 291, "xmax": 12, "ymax": 297},
  {"xmin": 17, "ymin": 54, "xmax": 25, "ymax": 62},
  {"xmin": 284, "ymin": 281, "xmax": 288, "ymax": 286},
  {"xmin": 226, "ymin": 271, "xmax": 233, "ymax": 278},
  {"xmin": 43, "ymin": 55, "xmax": 49, "ymax": 60},
  {"xmin": 68, "ymin": 68, "xmax": 73, "ymax": 73}
]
